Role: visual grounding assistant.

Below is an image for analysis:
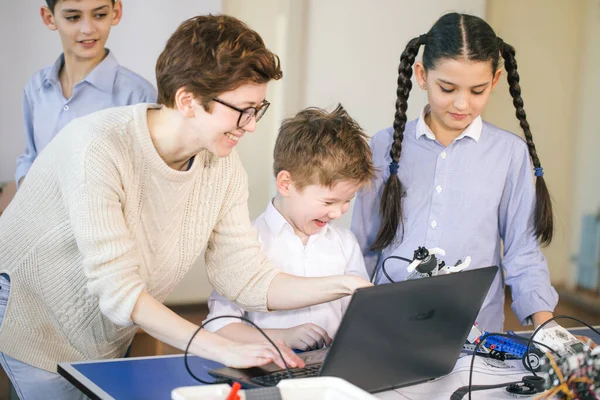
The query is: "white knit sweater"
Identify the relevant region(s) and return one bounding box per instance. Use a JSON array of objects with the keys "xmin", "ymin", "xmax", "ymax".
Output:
[{"xmin": 0, "ymin": 103, "xmax": 279, "ymax": 372}]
